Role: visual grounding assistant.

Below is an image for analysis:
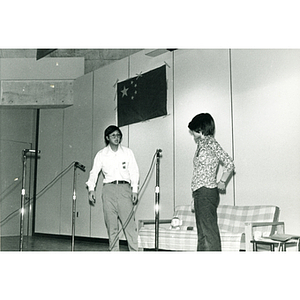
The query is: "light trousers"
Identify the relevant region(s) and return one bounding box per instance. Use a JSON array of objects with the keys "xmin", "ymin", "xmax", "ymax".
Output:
[{"xmin": 102, "ymin": 183, "xmax": 138, "ymax": 251}]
